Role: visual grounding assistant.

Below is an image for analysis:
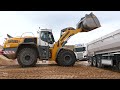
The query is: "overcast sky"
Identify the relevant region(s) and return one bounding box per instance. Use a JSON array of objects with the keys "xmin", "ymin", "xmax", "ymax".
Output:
[{"xmin": 0, "ymin": 11, "xmax": 120, "ymax": 46}]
